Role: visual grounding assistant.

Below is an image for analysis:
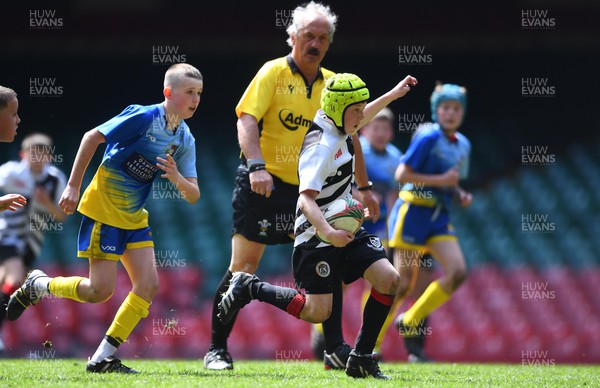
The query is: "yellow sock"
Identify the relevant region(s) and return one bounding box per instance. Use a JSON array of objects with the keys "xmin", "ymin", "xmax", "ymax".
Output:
[
  {"xmin": 48, "ymin": 276, "xmax": 85, "ymax": 302},
  {"xmin": 402, "ymin": 281, "xmax": 450, "ymax": 327},
  {"xmin": 106, "ymin": 292, "xmax": 150, "ymax": 345}
]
